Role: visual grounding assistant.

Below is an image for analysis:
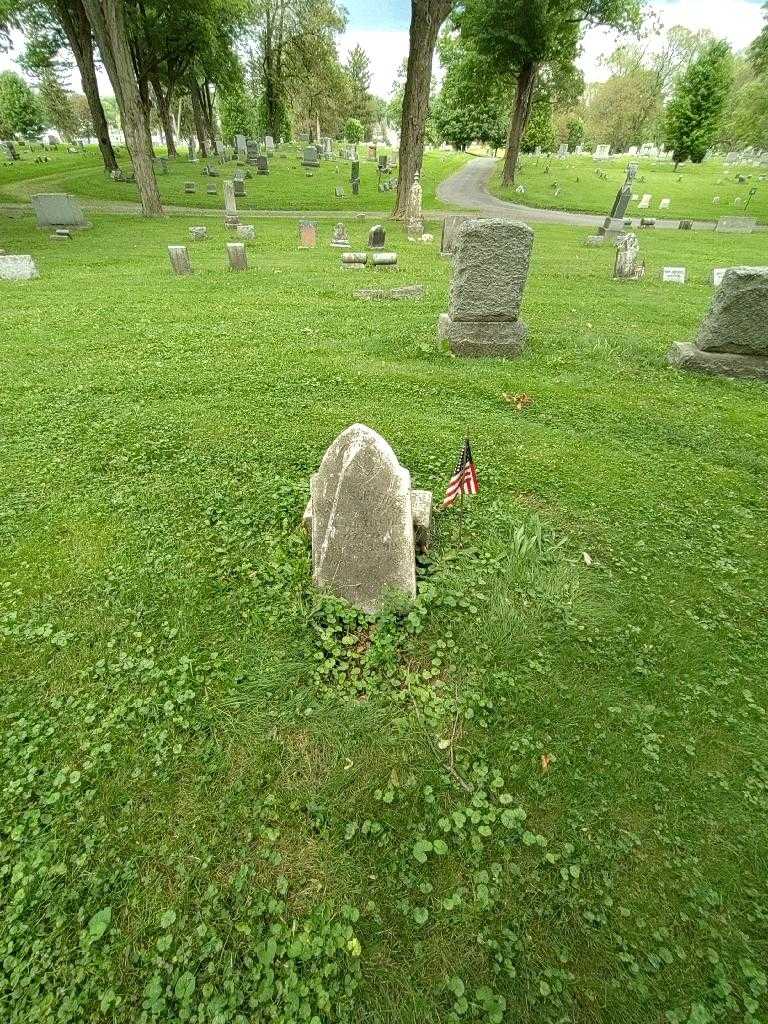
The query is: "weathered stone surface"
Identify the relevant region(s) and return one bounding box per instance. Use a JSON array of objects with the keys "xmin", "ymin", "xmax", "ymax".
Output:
[
  {"xmin": 0, "ymin": 255, "xmax": 39, "ymax": 281},
  {"xmin": 342, "ymin": 252, "xmax": 368, "ymax": 269},
  {"xmin": 440, "ymin": 215, "xmax": 469, "ymax": 256},
  {"xmin": 438, "ymin": 314, "xmax": 527, "ymax": 357},
  {"xmin": 354, "ymin": 285, "xmax": 424, "ymax": 301},
  {"xmin": 449, "ymin": 219, "xmax": 533, "ymax": 323},
  {"xmin": 236, "ymin": 224, "xmax": 255, "ymax": 240},
  {"xmin": 695, "ymin": 268, "xmax": 768, "ymax": 354},
  {"xmin": 715, "ymin": 217, "xmax": 756, "ymax": 234},
  {"xmin": 298, "ymin": 221, "xmax": 317, "ymax": 248},
  {"xmin": 31, "ymin": 193, "xmax": 88, "ymax": 228},
  {"xmin": 223, "ymin": 180, "xmax": 237, "ymax": 216},
  {"xmin": 168, "ymin": 246, "xmax": 192, "ymax": 275},
  {"xmin": 667, "ymin": 342, "xmax": 768, "ymax": 380},
  {"xmin": 614, "ymin": 233, "xmax": 644, "ymax": 281},
  {"xmin": 309, "ymin": 424, "xmax": 418, "ymax": 613},
  {"xmin": 330, "ymin": 223, "xmax": 350, "ymax": 247},
  {"xmin": 368, "ymin": 224, "xmax": 386, "ymax": 249},
  {"xmin": 585, "ymin": 235, "xmax": 605, "ymax": 246},
  {"xmin": 303, "ymin": 486, "xmax": 432, "ymax": 554},
  {"xmin": 227, "ymin": 242, "xmax": 248, "ymax": 271},
  {"xmin": 598, "ymin": 216, "xmax": 628, "ymax": 239},
  {"xmin": 371, "ymin": 252, "xmax": 397, "ymax": 267},
  {"xmin": 189, "ymin": 226, "xmax": 208, "ymax": 241}
]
